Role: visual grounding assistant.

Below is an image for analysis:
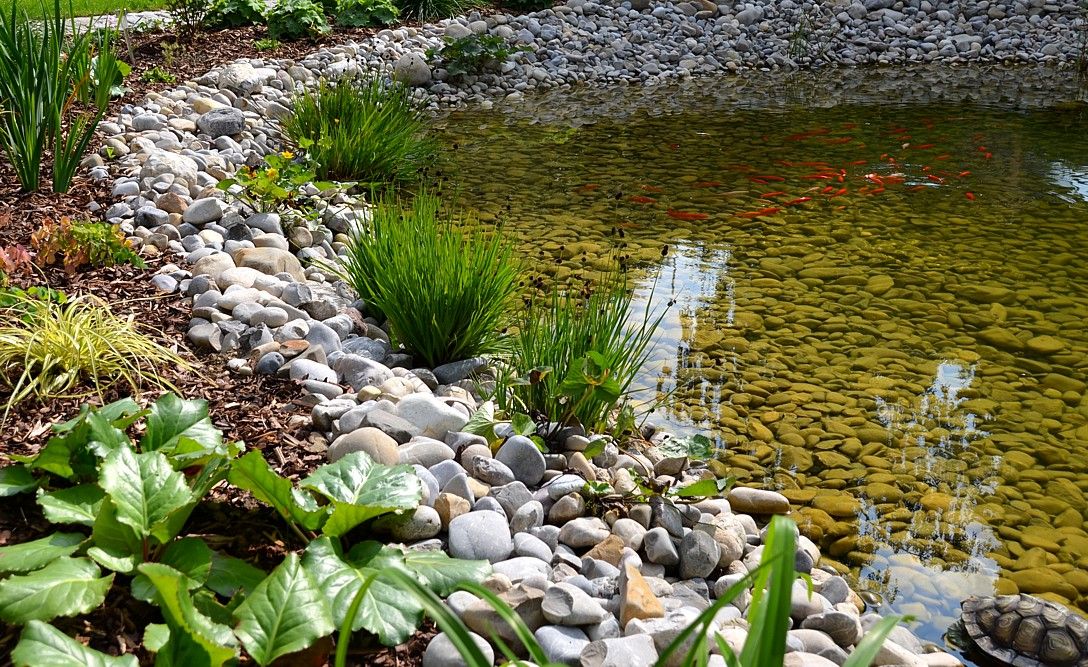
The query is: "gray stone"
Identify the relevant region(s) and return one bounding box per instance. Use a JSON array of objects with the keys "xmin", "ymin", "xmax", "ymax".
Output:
[
  {"xmin": 433, "ymin": 357, "xmax": 486, "ymax": 384},
  {"xmin": 337, "ymin": 355, "xmax": 394, "ymax": 390},
  {"xmin": 377, "ymin": 505, "xmax": 442, "ymax": 541},
  {"xmin": 490, "ymin": 481, "xmax": 533, "ymax": 517},
  {"xmin": 183, "ymin": 197, "xmax": 225, "ymax": 225},
  {"xmin": 536, "ymin": 625, "xmax": 590, "ymax": 663},
  {"xmin": 396, "ymin": 394, "xmax": 468, "ymax": 440},
  {"xmin": 801, "ymin": 611, "xmax": 863, "ymax": 648},
  {"xmin": 542, "ymin": 582, "xmax": 610, "ymax": 625},
  {"xmin": 449, "ymin": 511, "xmax": 513, "ymax": 563},
  {"xmin": 422, "ymin": 631, "xmax": 494, "ymax": 667},
  {"xmin": 510, "ymin": 500, "xmax": 545, "ymax": 534},
  {"xmin": 394, "ymin": 52, "xmax": 431, "ymax": 86},
  {"xmin": 558, "ymin": 517, "xmax": 610, "ymax": 549},
  {"xmin": 514, "ymin": 532, "xmax": 553, "ymax": 561},
  {"xmin": 644, "ymin": 527, "xmax": 680, "ymax": 567},
  {"xmin": 399, "ymin": 436, "xmax": 456, "ymax": 467},
  {"xmin": 197, "ymin": 107, "xmax": 246, "ymax": 137},
  {"xmin": 362, "ymin": 409, "xmax": 421, "ymax": 444},
  {"xmin": 580, "ymin": 634, "xmax": 658, "ymax": 667},
  {"xmin": 472, "ymin": 456, "xmax": 516, "ymax": 486},
  {"xmin": 496, "ymin": 435, "xmax": 546, "ymax": 486},
  {"xmin": 328, "ymin": 427, "xmax": 399, "ymax": 464}
]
